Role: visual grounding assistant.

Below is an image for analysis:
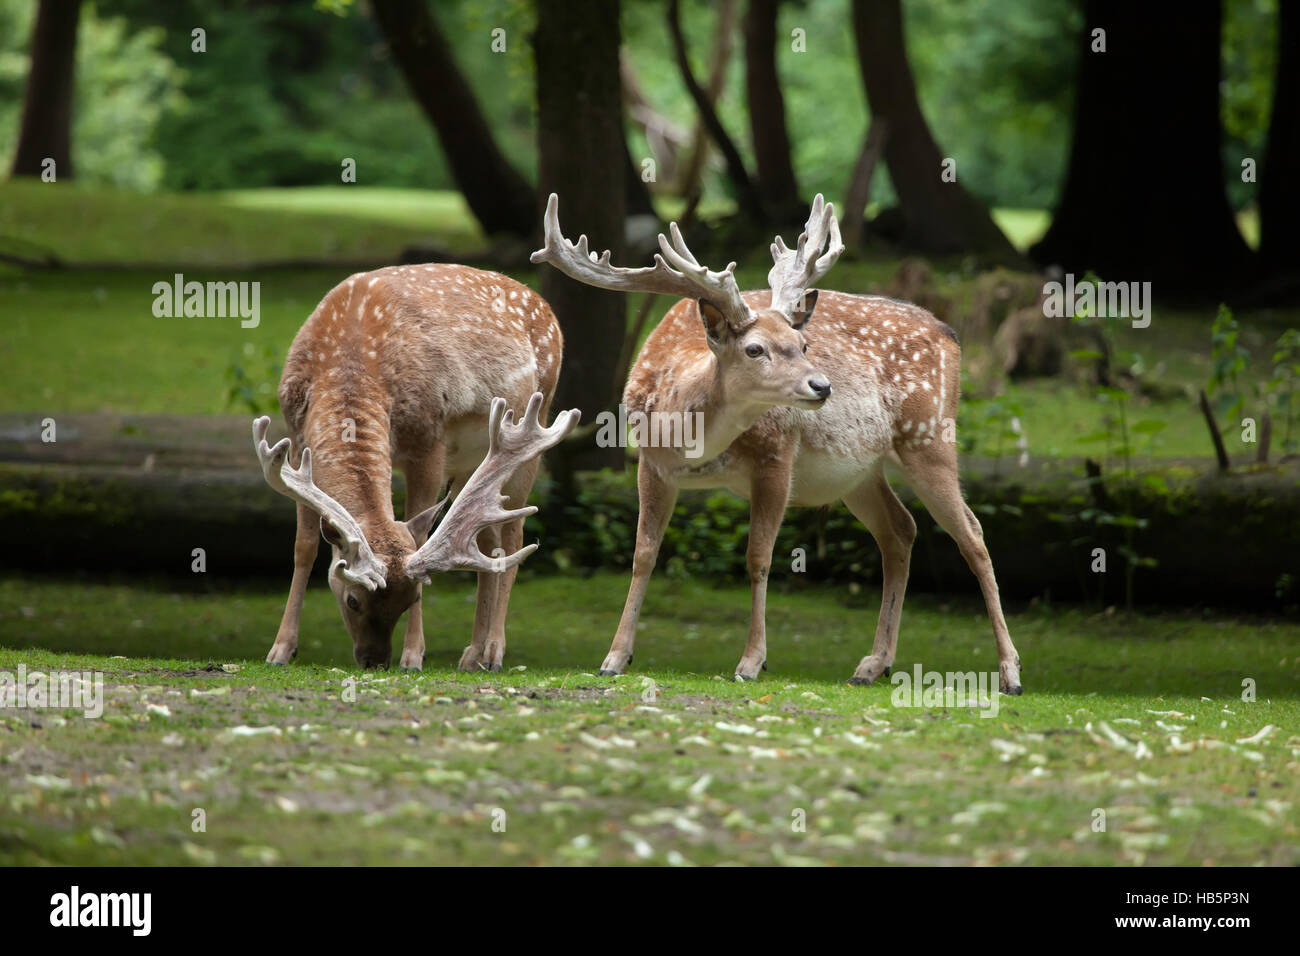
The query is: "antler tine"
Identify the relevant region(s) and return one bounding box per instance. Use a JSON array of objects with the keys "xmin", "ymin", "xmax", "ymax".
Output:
[
  {"xmin": 251, "ymin": 416, "xmax": 387, "ymax": 592},
  {"xmin": 767, "ymin": 193, "xmax": 845, "ymax": 320},
  {"xmin": 531, "ymin": 192, "xmax": 750, "ymax": 328},
  {"xmin": 405, "ymin": 392, "xmax": 581, "ymax": 582}
]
